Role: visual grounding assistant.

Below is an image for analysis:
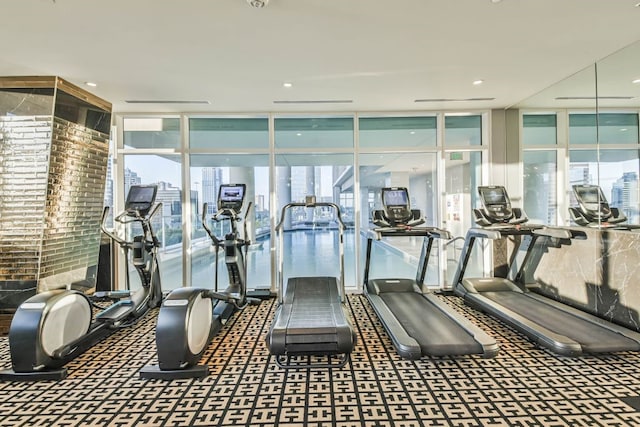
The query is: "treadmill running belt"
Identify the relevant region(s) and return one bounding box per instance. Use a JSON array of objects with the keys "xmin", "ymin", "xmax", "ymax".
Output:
[
  {"xmin": 380, "ymin": 292, "xmax": 483, "ymax": 356},
  {"xmin": 482, "ymin": 291, "xmax": 640, "ymax": 353}
]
